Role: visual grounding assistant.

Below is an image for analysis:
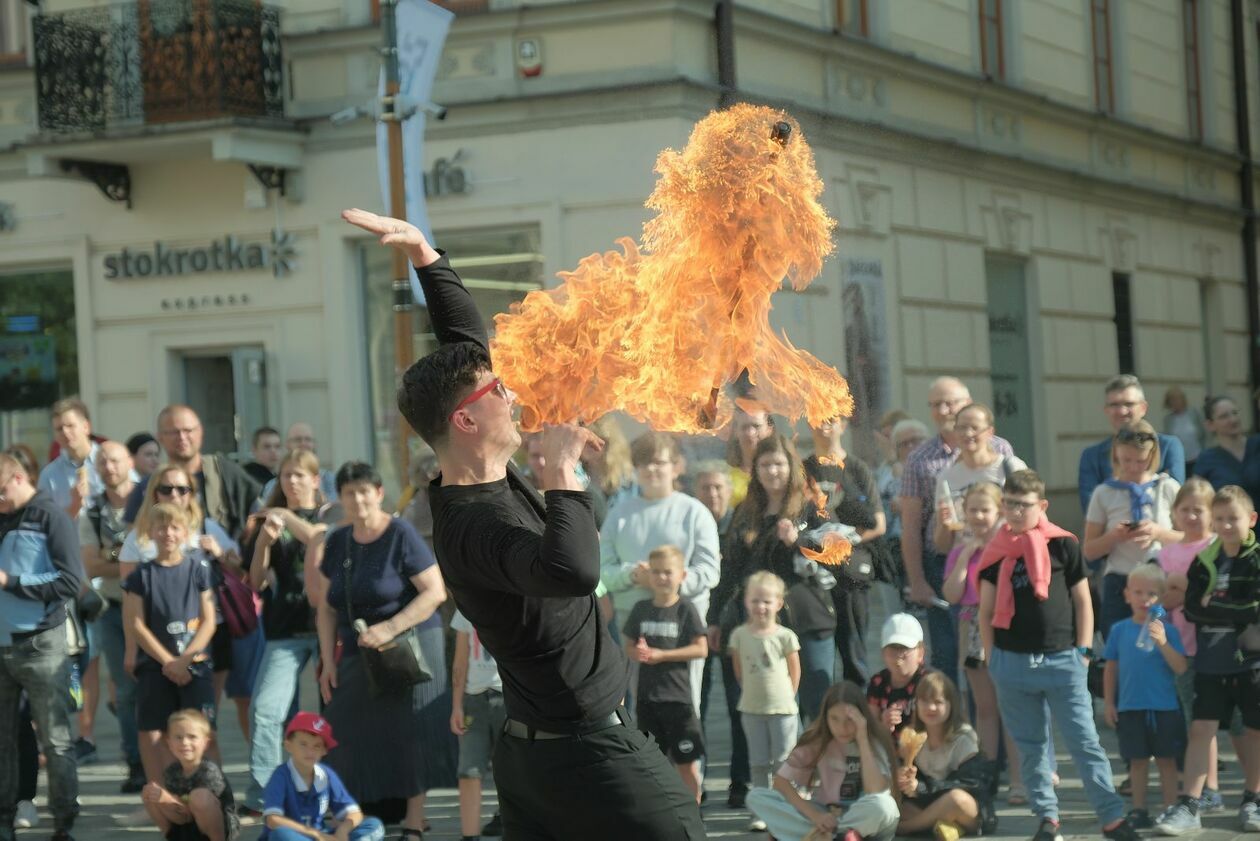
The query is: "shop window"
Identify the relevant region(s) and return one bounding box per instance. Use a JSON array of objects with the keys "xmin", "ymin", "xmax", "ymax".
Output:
[
  {"xmin": 0, "ymin": 268, "xmax": 78, "ymax": 457},
  {"xmin": 979, "ymin": 0, "xmax": 1004, "ymax": 80},
  {"xmin": 360, "ymin": 225, "xmax": 543, "ymax": 499}
]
